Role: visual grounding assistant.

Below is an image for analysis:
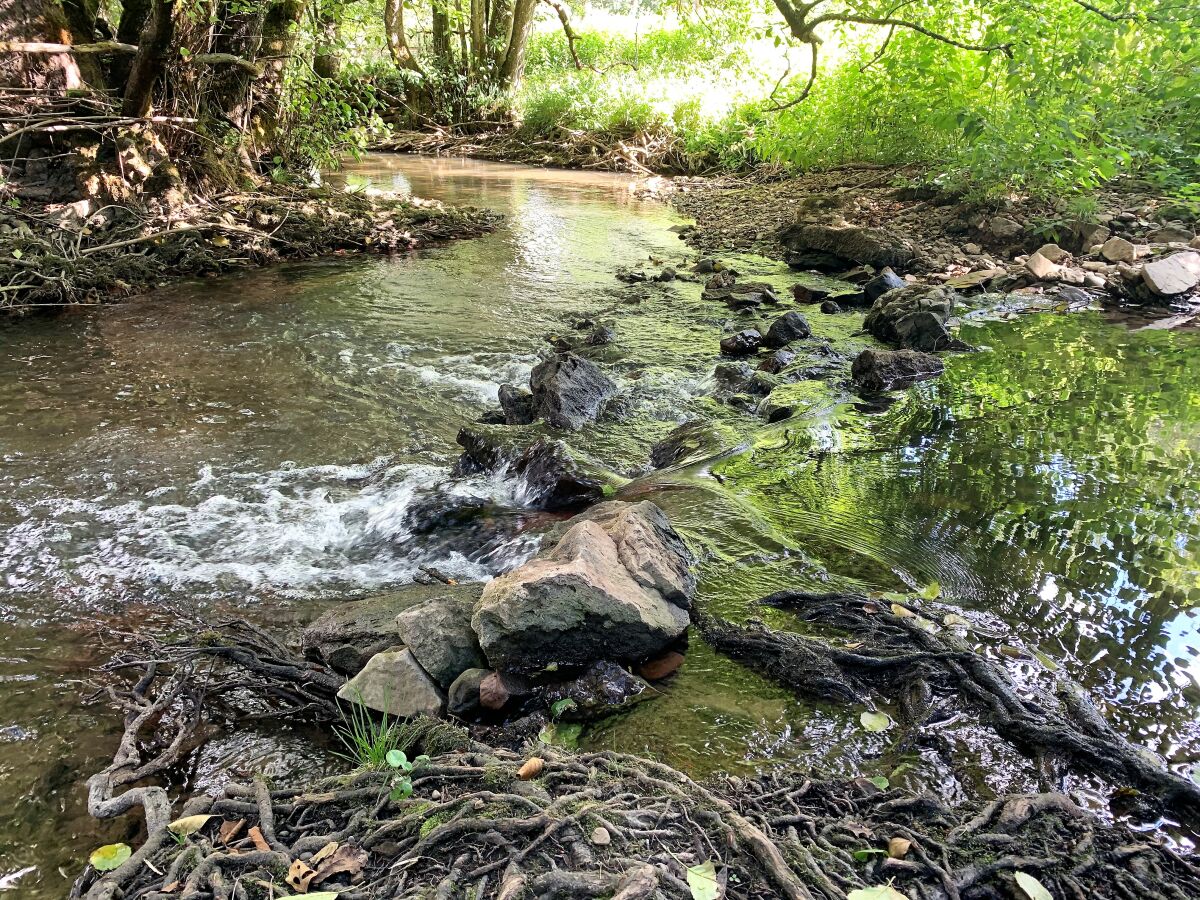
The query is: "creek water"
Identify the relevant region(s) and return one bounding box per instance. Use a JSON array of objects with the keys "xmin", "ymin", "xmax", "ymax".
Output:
[{"xmin": 2, "ymin": 155, "xmax": 1199, "ymax": 895}]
